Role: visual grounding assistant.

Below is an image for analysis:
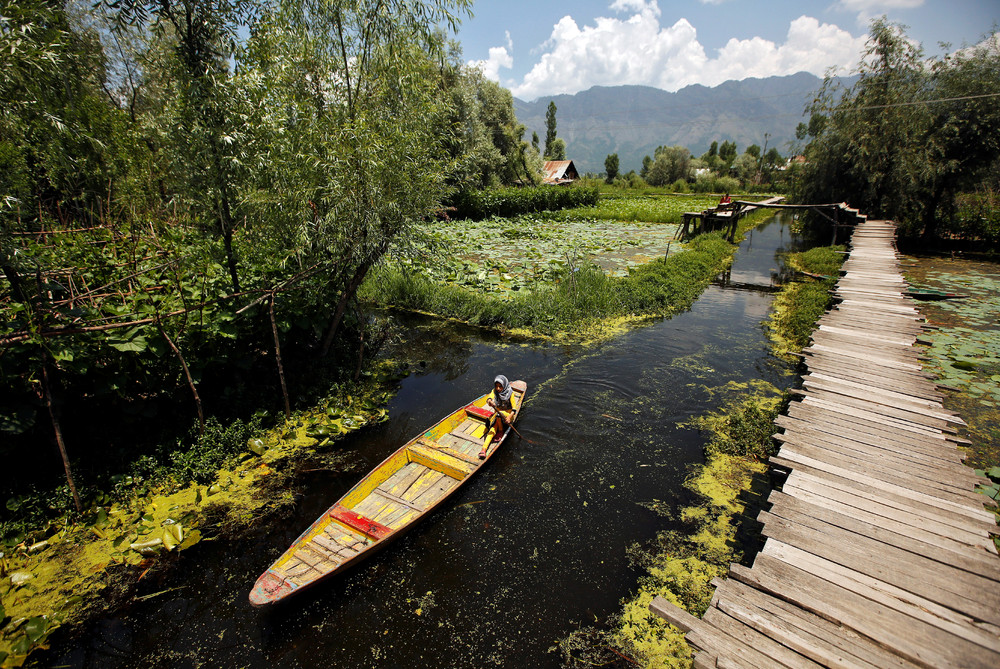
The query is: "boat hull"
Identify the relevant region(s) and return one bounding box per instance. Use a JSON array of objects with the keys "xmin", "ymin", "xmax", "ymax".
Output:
[{"xmin": 250, "ymin": 380, "xmax": 528, "ymax": 606}]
